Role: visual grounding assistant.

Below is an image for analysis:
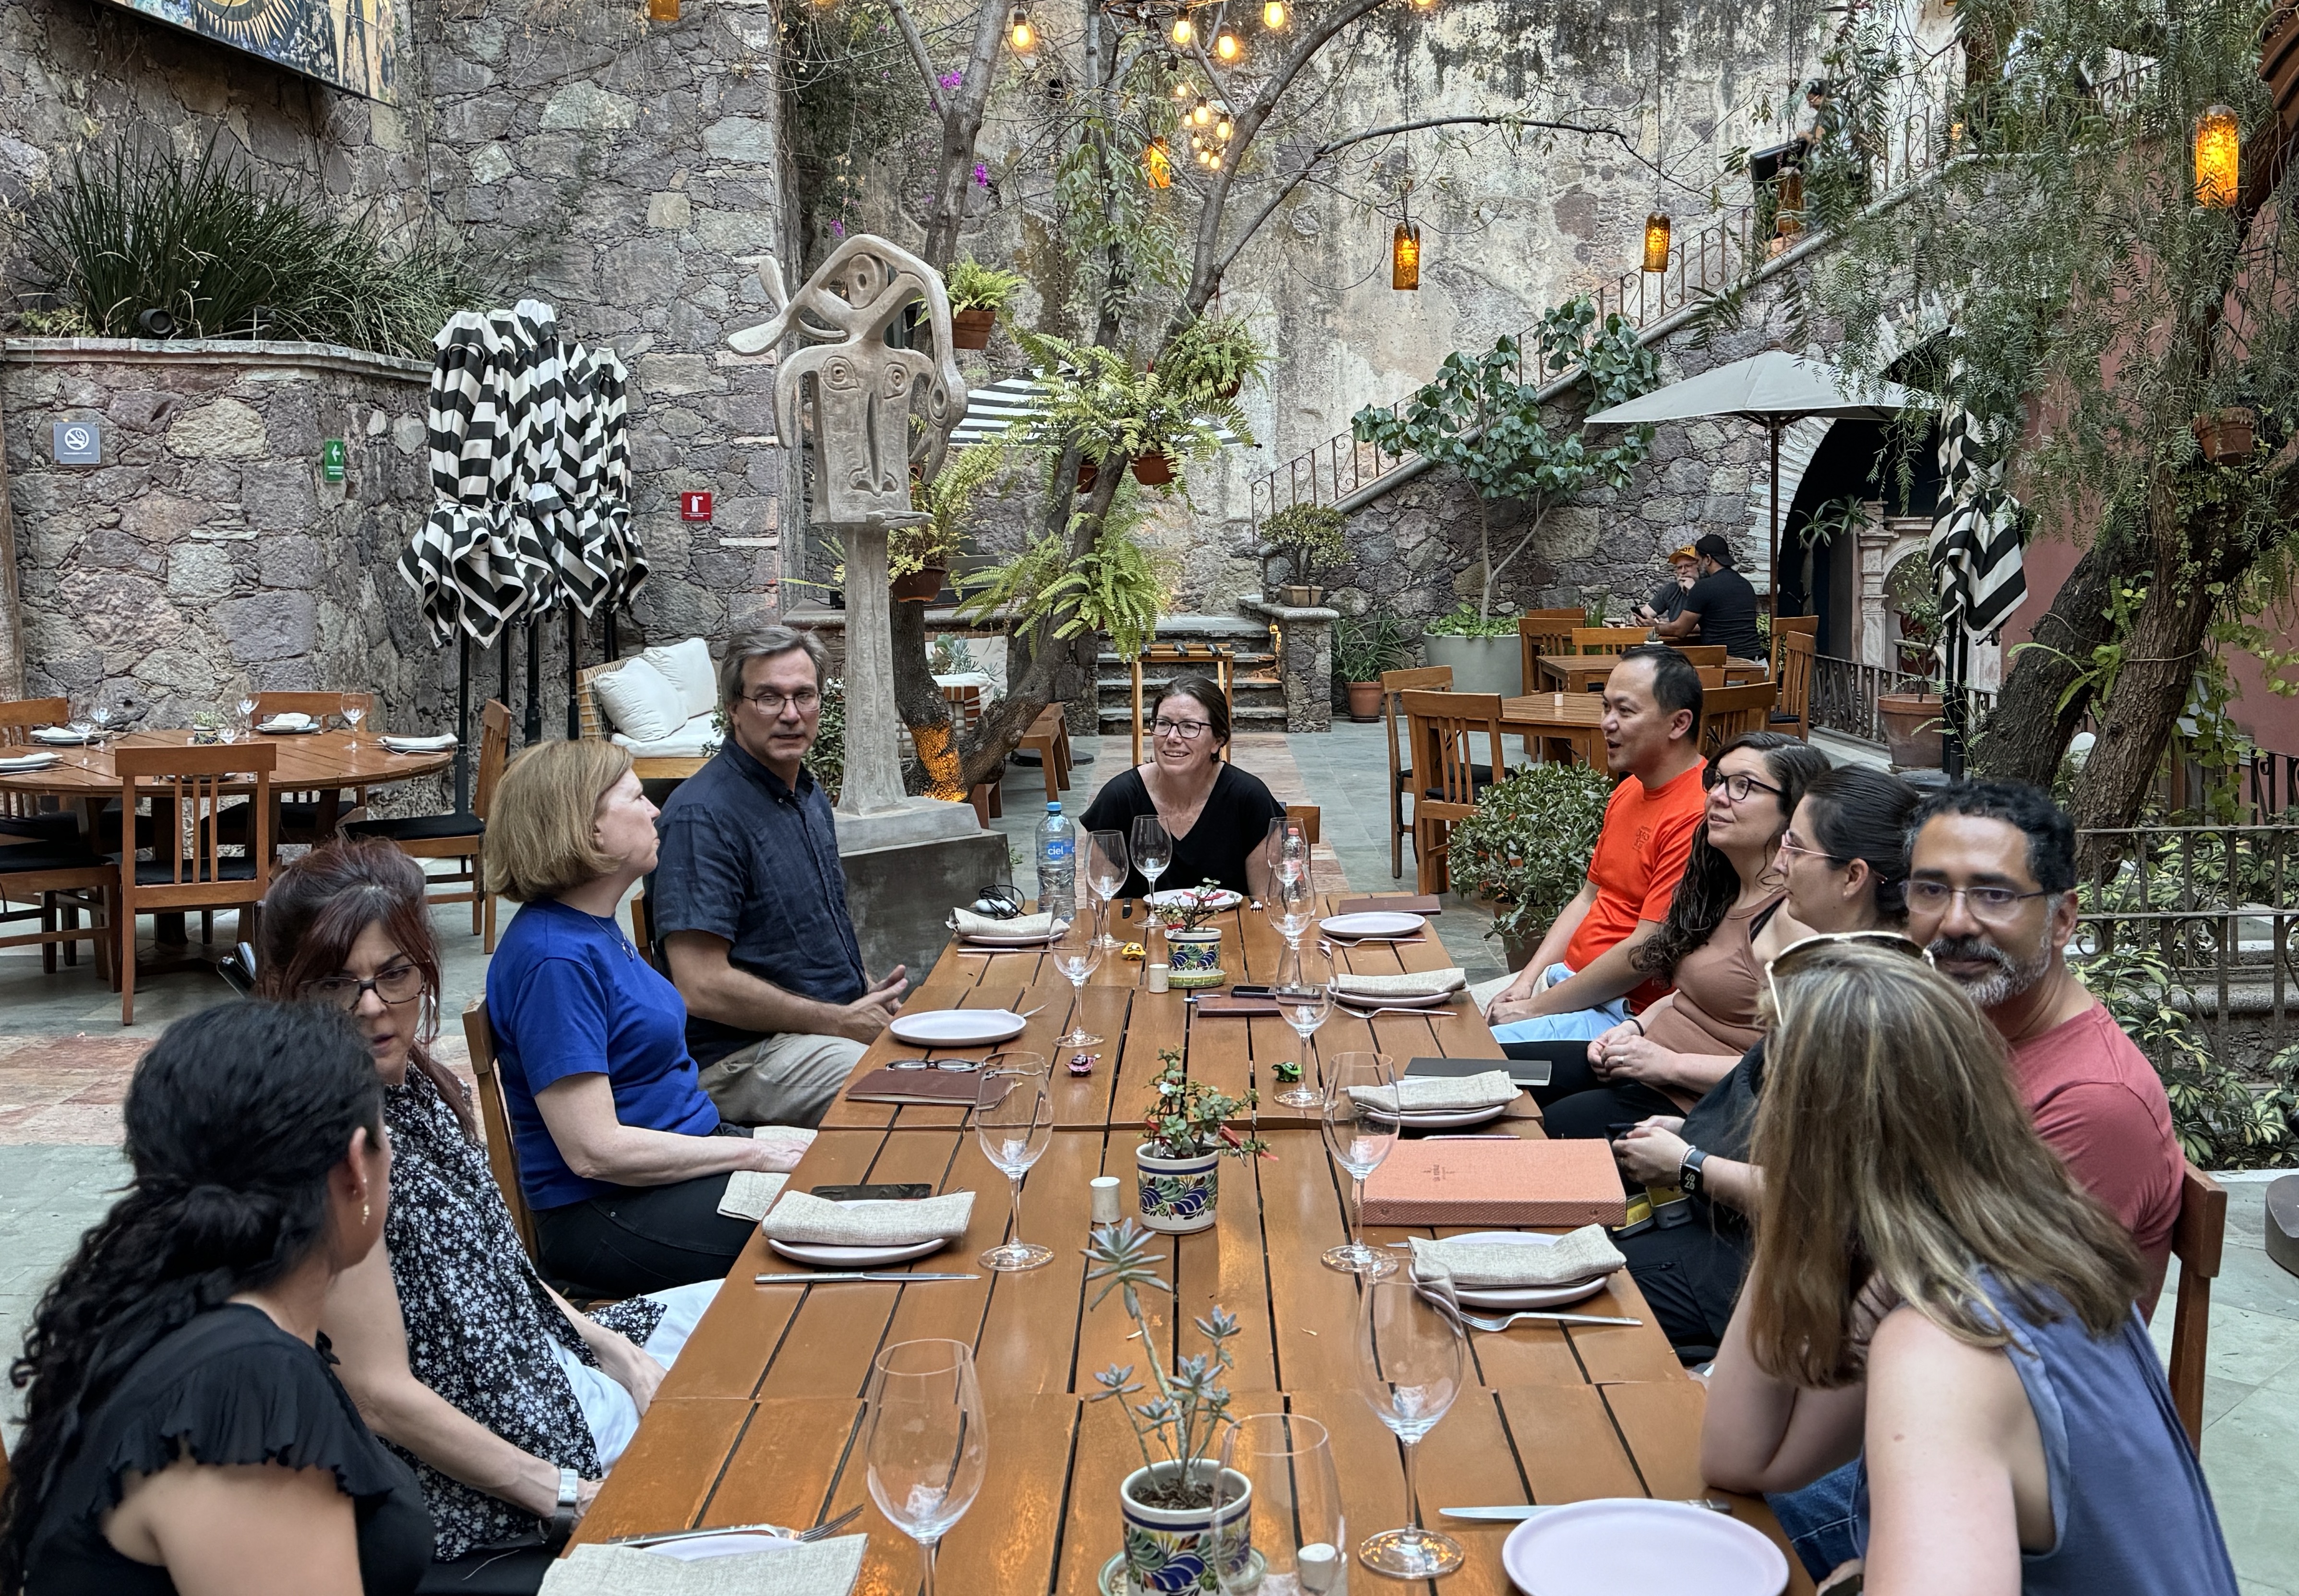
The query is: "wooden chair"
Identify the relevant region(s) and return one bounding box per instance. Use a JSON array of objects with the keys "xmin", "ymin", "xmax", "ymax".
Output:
[
  {"xmin": 1572, "ymin": 626, "xmax": 1651, "ymax": 656},
  {"xmin": 1674, "ymin": 644, "xmax": 1727, "ymax": 668},
  {"xmin": 629, "ymin": 888, "xmax": 669, "ymax": 975},
  {"xmin": 0, "ymin": 697, "xmax": 107, "ymax": 973},
  {"xmin": 0, "ymin": 831, "xmax": 114, "ymax": 980},
  {"xmin": 0, "ymin": 698, "xmax": 79, "ymax": 843},
  {"xmin": 1401, "ymin": 690, "xmax": 1508, "ymax": 896},
  {"xmin": 253, "ymin": 691, "xmax": 375, "ymax": 845},
  {"xmin": 1769, "ymin": 614, "xmax": 1818, "ymax": 680},
  {"xmin": 1516, "ymin": 608, "xmax": 1585, "ymax": 692},
  {"xmin": 2168, "ymin": 1161, "xmax": 2227, "ymax": 1453},
  {"xmin": 1130, "ymin": 643, "xmax": 1235, "ymax": 765},
  {"xmin": 1381, "ymin": 664, "xmax": 1453, "ymax": 880},
  {"xmin": 1770, "ymin": 627, "xmax": 1817, "ymax": 739},
  {"xmin": 344, "ymin": 700, "xmax": 512, "ymax": 951},
  {"xmin": 1018, "ymin": 704, "xmax": 1073, "ymax": 803},
  {"xmin": 113, "ymin": 743, "xmax": 275, "ymax": 1026},
  {"xmin": 1284, "ymin": 804, "xmax": 1321, "ymax": 845},
  {"xmin": 1696, "ymin": 667, "xmax": 1726, "ymax": 689},
  {"xmin": 462, "ymin": 995, "xmax": 539, "ymax": 1262},
  {"xmin": 1699, "ymin": 682, "xmax": 1780, "ymax": 756}
]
